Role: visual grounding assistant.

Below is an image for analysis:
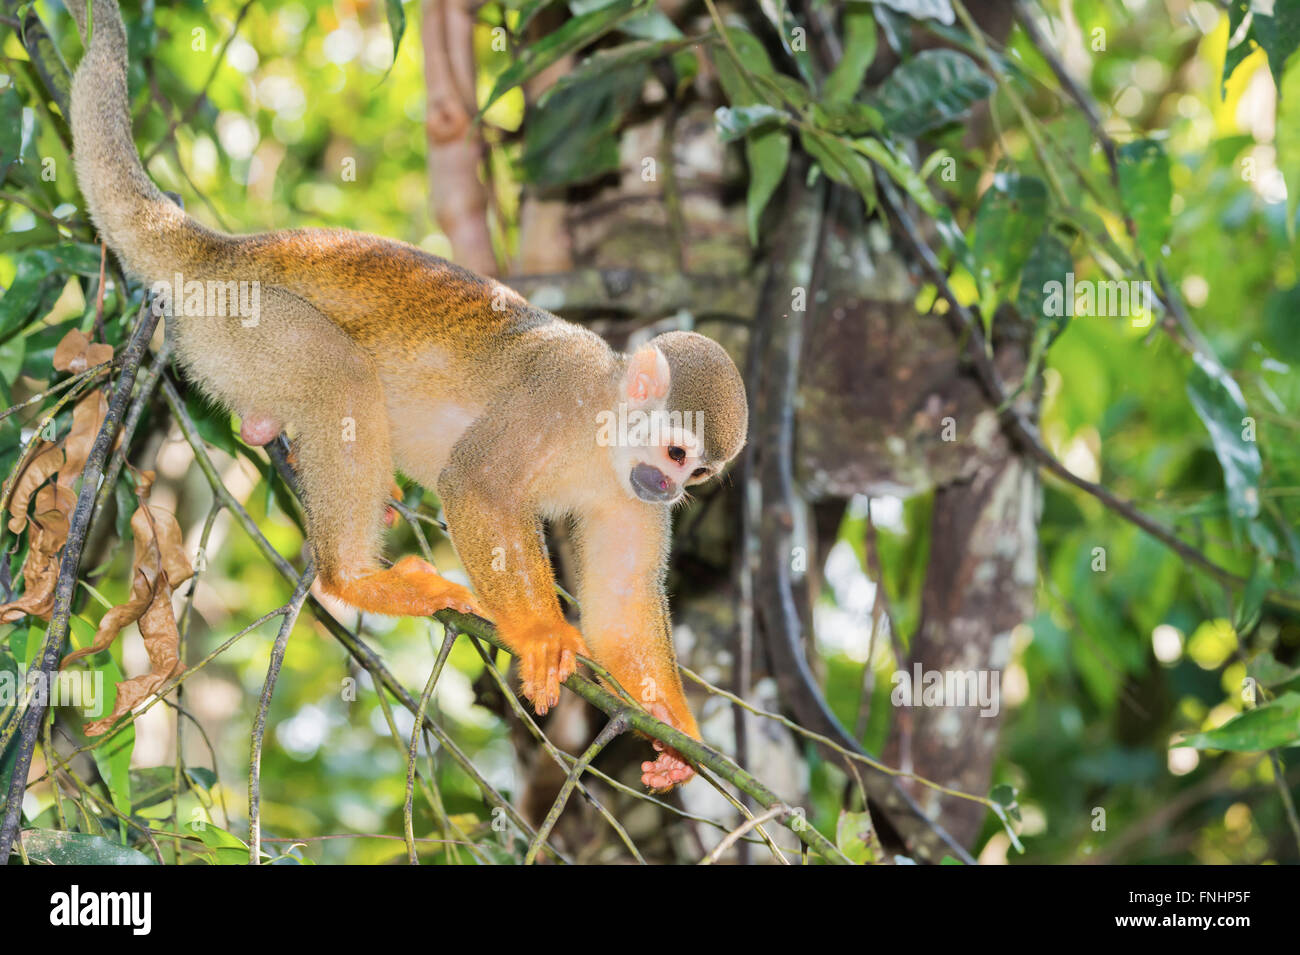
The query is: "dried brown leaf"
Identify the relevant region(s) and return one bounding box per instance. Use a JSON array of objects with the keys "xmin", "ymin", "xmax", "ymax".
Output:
[
  {"xmin": 61, "ymin": 504, "xmax": 193, "ymax": 734},
  {"xmin": 6, "ymin": 442, "xmax": 64, "ymax": 534},
  {"xmin": 52, "ymin": 329, "xmax": 113, "ymax": 373},
  {"xmin": 0, "ymin": 484, "xmax": 76, "ymax": 623},
  {"xmin": 58, "ymin": 391, "xmax": 108, "ymax": 487}
]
